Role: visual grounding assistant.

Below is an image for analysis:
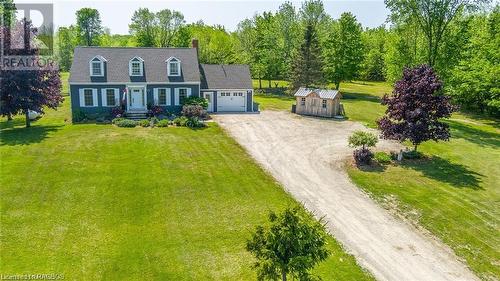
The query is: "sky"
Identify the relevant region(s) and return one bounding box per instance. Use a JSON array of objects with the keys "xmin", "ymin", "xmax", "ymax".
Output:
[{"xmin": 14, "ymin": 0, "xmax": 390, "ymax": 34}]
